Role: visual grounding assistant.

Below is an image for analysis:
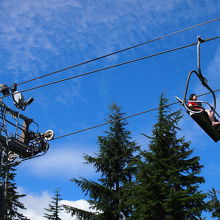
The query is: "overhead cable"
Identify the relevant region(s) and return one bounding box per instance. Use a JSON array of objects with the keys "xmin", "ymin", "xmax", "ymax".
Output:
[
  {"xmin": 12, "ymin": 35, "xmax": 220, "ymax": 95},
  {"xmin": 17, "ymin": 17, "xmax": 220, "ymax": 86},
  {"xmin": 53, "ymin": 88, "xmax": 220, "ymax": 140},
  {"xmin": 53, "ymin": 102, "xmax": 179, "ymax": 140}
]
